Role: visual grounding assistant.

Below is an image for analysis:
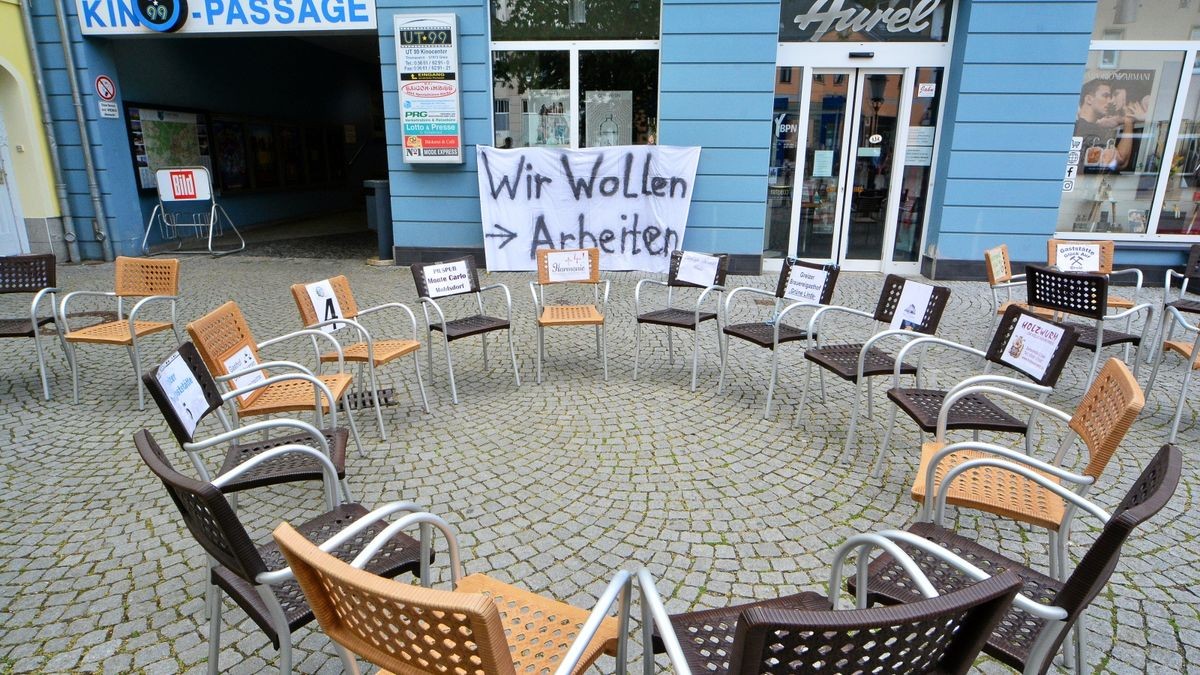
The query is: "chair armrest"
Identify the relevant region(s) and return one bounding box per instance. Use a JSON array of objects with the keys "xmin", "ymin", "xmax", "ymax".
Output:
[
  {"xmin": 58, "ymin": 290, "xmax": 116, "ymax": 332},
  {"xmin": 127, "ymin": 295, "xmax": 179, "ymax": 333},
  {"xmin": 358, "ymin": 302, "xmax": 422, "ymax": 340},
  {"xmin": 306, "ymin": 317, "xmax": 371, "ymax": 348},
  {"xmin": 855, "ymin": 328, "xmax": 923, "ymax": 381},
  {"xmin": 892, "ymin": 336, "xmax": 986, "ymax": 386},
  {"xmin": 1166, "ymin": 305, "xmax": 1200, "ymax": 332},
  {"xmin": 553, "ymin": 570, "xmax": 633, "ymax": 675},
  {"xmin": 1109, "ymin": 267, "xmax": 1144, "ymax": 290},
  {"xmin": 259, "ymin": 328, "xmax": 346, "ymax": 370},
  {"xmin": 600, "ymin": 278, "xmax": 611, "ymax": 307},
  {"xmin": 30, "ymin": 287, "xmax": 60, "ymax": 327},
  {"xmin": 634, "ymin": 278, "xmax": 668, "ymax": 315},
  {"xmin": 723, "ymin": 286, "xmax": 777, "ymax": 319},
  {"xmin": 1164, "ymin": 269, "xmax": 1185, "ymax": 302},
  {"xmin": 635, "ymin": 569, "xmax": 692, "ymax": 675},
  {"xmin": 219, "ymin": 369, "xmax": 341, "ymax": 427},
  {"xmin": 218, "ymin": 360, "xmax": 314, "ymax": 381},
  {"xmin": 184, "ymin": 417, "xmax": 331, "ymax": 456},
  {"xmin": 872, "ymin": 530, "xmax": 1069, "ymax": 621},
  {"xmin": 805, "ymin": 304, "xmax": 876, "ymax": 346},
  {"xmin": 1102, "ymin": 302, "xmax": 1153, "ymax": 321},
  {"xmin": 213, "ymin": 444, "xmax": 341, "ymax": 508},
  {"xmin": 829, "ymin": 532, "xmax": 938, "ymax": 610},
  {"xmin": 991, "ymin": 279, "xmax": 1027, "ymax": 291},
  {"xmin": 347, "ymin": 509, "xmax": 459, "ymax": 588},
  {"xmin": 936, "ymin": 383, "xmax": 1068, "ymax": 441},
  {"xmin": 480, "ymin": 283, "xmax": 514, "ymax": 321}
]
